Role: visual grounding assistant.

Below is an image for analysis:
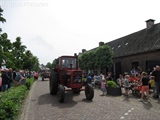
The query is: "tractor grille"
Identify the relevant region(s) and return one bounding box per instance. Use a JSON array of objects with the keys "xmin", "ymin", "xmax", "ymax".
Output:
[{"xmin": 73, "ymin": 76, "xmax": 82, "ymax": 83}]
